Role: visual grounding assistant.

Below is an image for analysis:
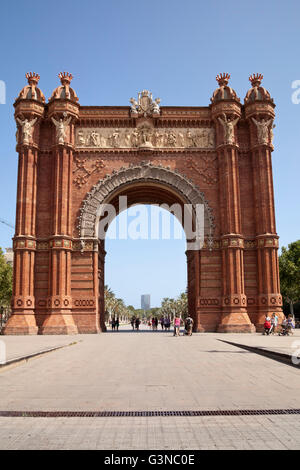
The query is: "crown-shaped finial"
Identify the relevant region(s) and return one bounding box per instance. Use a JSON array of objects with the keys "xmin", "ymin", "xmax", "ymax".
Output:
[
  {"xmin": 26, "ymin": 72, "xmax": 40, "ymax": 85},
  {"xmin": 216, "ymin": 73, "xmax": 231, "ymax": 87},
  {"xmin": 249, "ymin": 73, "xmax": 263, "ymax": 87},
  {"xmin": 58, "ymin": 71, "xmax": 73, "ymax": 85}
]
